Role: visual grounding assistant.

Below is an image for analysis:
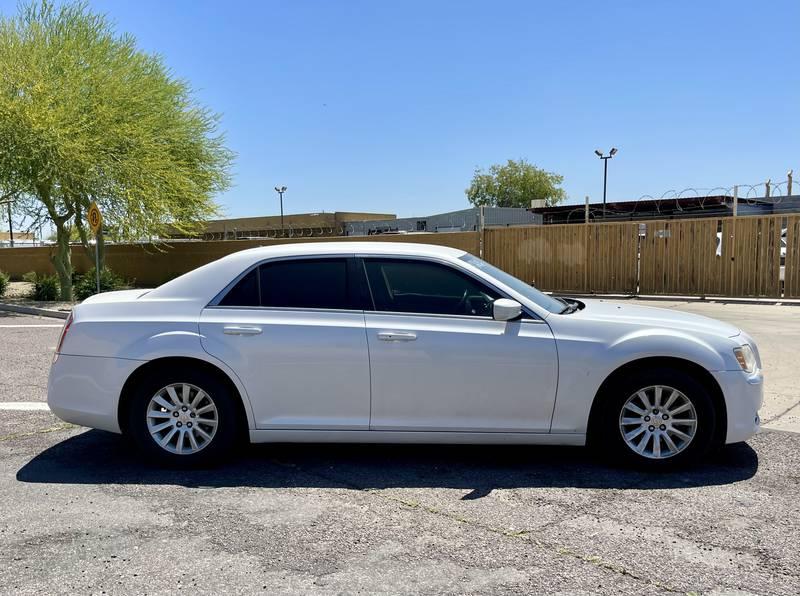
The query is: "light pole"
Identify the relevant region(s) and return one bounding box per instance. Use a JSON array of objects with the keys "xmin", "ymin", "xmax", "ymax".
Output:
[
  {"xmin": 274, "ymin": 186, "xmax": 287, "ymax": 232},
  {"xmin": 594, "ymin": 148, "xmax": 617, "ymax": 219}
]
